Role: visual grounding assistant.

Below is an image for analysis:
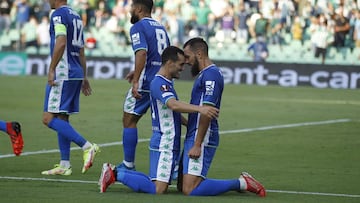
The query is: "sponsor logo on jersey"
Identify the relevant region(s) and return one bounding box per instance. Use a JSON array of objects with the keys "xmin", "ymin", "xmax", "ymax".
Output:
[
  {"xmin": 53, "ymin": 16, "xmax": 62, "ymax": 24},
  {"xmin": 160, "ymin": 84, "xmax": 170, "ymax": 91},
  {"xmin": 131, "ymin": 33, "xmax": 140, "ymax": 45},
  {"xmin": 205, "ymin": 81, "xmax": 215, "ymax": 95}
]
